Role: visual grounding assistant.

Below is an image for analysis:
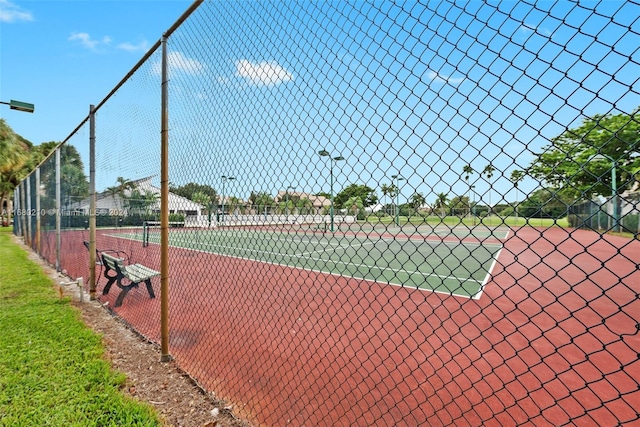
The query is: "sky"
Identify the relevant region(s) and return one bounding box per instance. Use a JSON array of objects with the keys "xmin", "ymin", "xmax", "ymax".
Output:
[
  {"xmin": 0, "ymin": 0, "xmax": 191, "ymax": 143},
  {"xmin": 2, "ymin": 0, "xmax": 639, "ymax": 206}
]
